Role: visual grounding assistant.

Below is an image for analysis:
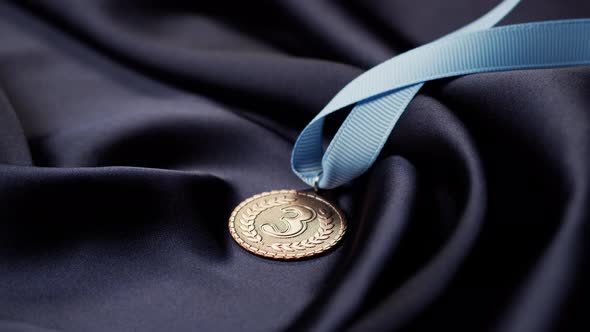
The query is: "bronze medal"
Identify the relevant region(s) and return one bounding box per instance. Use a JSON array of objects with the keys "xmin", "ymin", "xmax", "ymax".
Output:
[{"xmin": 228, "ymin": 190, "xmax": 346, "ymax": 260}]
